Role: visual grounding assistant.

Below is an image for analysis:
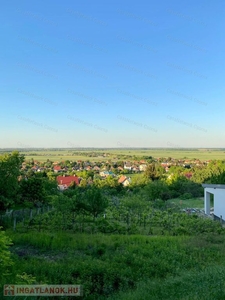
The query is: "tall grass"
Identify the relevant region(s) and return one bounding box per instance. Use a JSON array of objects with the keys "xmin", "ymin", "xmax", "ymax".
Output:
[
  {"xmin": 109, "ymin": 266, "xmax": 225, "ymax": 300},
  {"xmin": 5, "ymin": 231, "xmax": 225, "ymax": 299}
]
